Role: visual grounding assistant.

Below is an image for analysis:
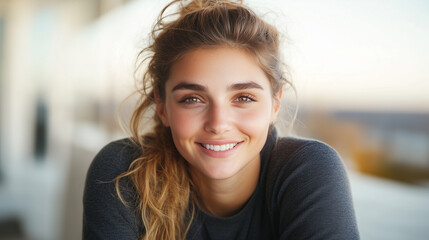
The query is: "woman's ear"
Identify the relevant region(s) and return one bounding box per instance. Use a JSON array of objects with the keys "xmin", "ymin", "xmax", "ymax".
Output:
[
  {"xmin": 154, "ymin": 90, "xmax": 170, "ymax": 127},
  {"xmin": 271, "ymin": 88, "xmax": 283, "ymax": 122}
]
